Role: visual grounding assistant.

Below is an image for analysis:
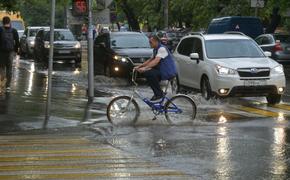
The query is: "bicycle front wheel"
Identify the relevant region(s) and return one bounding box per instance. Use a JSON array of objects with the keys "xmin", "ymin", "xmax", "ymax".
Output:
[
  {"xmin": 165, "ymin": 95, "xmax": 196, "ymax": 125},
  {"xmin": 107, "ymin": 96, "xmax": 140, "ymax": 125}
]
